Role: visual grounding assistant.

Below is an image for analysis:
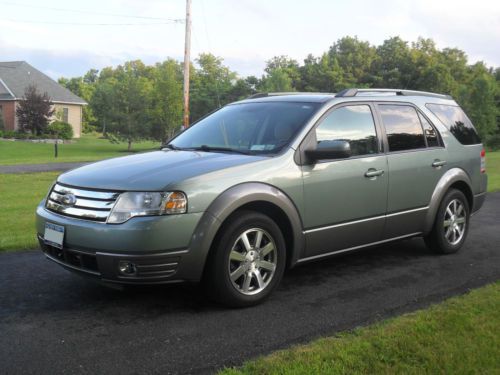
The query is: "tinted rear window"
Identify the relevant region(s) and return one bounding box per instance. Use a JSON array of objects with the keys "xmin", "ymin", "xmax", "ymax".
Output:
[
  {"xmin": 426, "ymin": 104, "xmax": 481, "ymax": 145},
  {"xmin": 418, "ymin": 112, "xmax": 441, "ymax": 148},
  {"xmin": 379, "ymin": 105, "xmax": 426, "ymax": 152}
]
